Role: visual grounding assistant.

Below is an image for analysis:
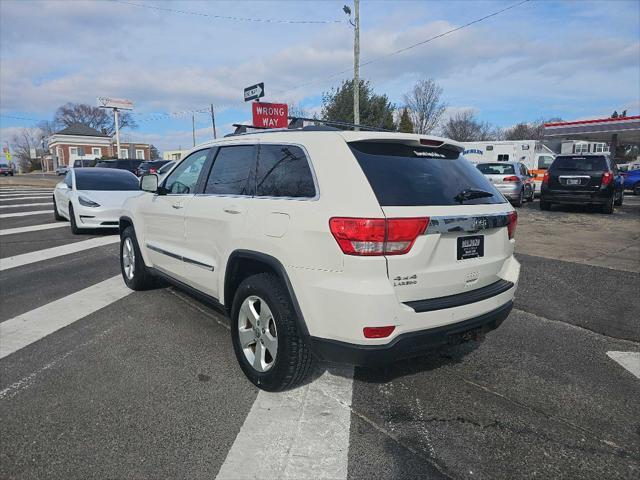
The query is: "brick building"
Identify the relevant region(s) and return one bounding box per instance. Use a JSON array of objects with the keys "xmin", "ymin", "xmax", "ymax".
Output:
[{"xmin": 48, "ymin": 123, "xmax": 151, "ymax": 167}]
